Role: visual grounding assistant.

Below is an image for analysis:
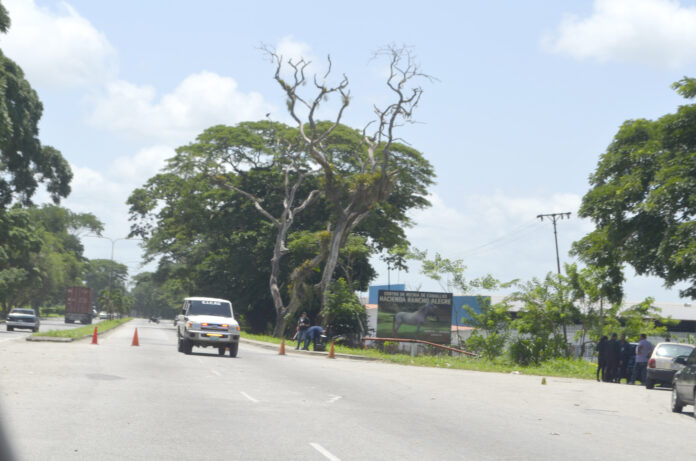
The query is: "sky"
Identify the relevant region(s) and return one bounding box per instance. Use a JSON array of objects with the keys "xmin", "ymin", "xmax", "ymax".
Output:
[{"xmin": 2, "ymin": 0, "xmax": 696, "ymax": 303}]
